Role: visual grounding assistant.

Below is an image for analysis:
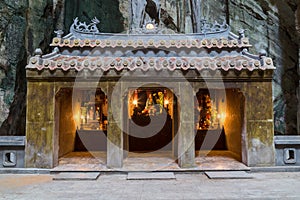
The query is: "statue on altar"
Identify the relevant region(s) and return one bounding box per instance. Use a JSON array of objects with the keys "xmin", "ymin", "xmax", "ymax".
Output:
[
  {"xmin": 155, "ymin": 91, "xmax": 164, "ymax": 114},
  {"xmin": 143, "ymin": 93, "xmax": 156, "ymax": 115}
]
